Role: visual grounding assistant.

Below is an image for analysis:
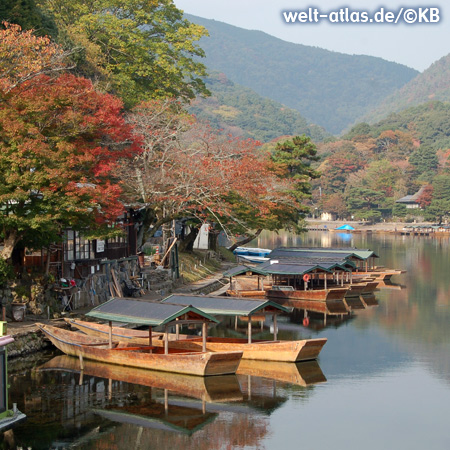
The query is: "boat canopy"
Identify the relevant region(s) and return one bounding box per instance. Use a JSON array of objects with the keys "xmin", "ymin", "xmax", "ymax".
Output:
[
  {"xmin": 86, "ymin": 298, "xmax": 219, "ymax": 326},
  {"xmin": 162, "ymin": 294, "xmax": 290, "ymax": 316},
  {"xmin": 257, "ymin": 260, "xmax": 336, "ymax": 276},
  {"xmin": 268, "ymin": 247, "xmax": 379, "ymax": 261},
  {"xmin": 222, "ymin": 265, "xmax": 268, "ymax": 277}
]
